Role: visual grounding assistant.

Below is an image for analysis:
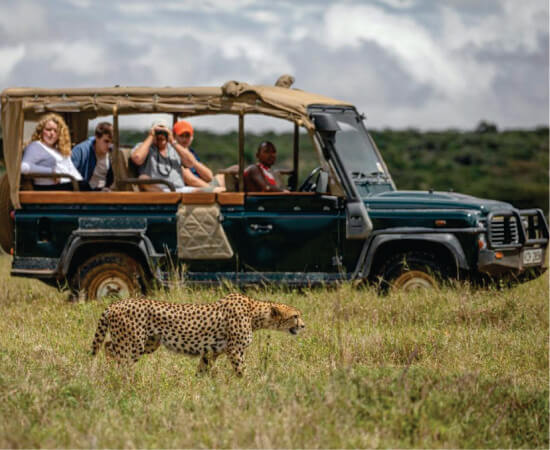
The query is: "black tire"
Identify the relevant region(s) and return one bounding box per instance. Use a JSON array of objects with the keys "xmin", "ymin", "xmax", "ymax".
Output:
[
  {"xmin": 0, "ymin": 173, "xmax": 14, "ymax": 254},
  {"xmin": 71, "ymin": 252, "xmax": 144, "ymax": 300},
  {"xmin": 377, "ymin": 251, "xmax": 449, "ymax": 293}
]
